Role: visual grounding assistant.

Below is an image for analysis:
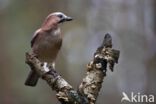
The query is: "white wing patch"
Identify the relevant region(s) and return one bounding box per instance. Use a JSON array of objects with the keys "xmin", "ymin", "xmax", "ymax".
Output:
[{"xmin": 43, "ymin": 62, "xmax": 50, "ymax": 72}]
